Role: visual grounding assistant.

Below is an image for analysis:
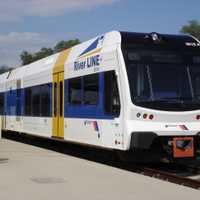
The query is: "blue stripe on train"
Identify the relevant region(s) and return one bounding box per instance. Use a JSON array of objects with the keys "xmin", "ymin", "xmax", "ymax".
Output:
[
  {"xmin": 2, "ymin": 83, "xmax": 52, "ymax": 117},
  {"xmin": 0, "ymin": 73, "xmax": 115, "ymax": 119},
  {"xmin": 64, "ymin": 73, "xmax": 114, "ymax": 119}
]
